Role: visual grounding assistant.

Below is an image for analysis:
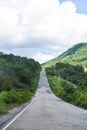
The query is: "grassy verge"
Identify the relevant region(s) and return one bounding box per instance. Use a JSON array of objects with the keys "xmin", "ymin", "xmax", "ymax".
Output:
[{"xmin": 48, "ymin": 76, "xmax": 87, "ymax": 109}]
